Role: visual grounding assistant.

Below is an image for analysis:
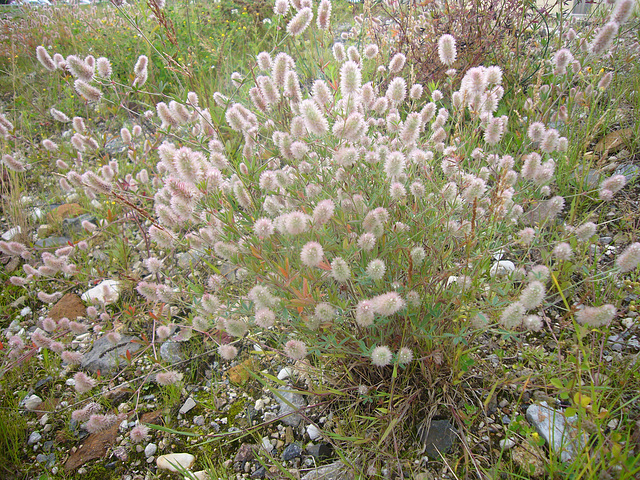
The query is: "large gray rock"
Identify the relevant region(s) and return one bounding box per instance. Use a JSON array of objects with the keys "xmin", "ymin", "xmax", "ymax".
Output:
[
  {"xmin": 275, "ymin": 390, "xmax": 307, "ymax": 427},
  {"xmin": 80, "ymin": 335, "xmax": 141, "ymax": 373},
  {"xmin": 526, "ymin": 401, "xmax": 587, "ymax": 462}
]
